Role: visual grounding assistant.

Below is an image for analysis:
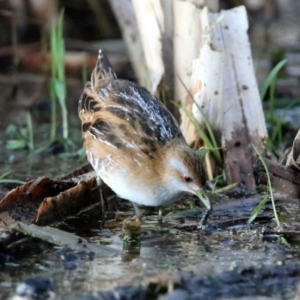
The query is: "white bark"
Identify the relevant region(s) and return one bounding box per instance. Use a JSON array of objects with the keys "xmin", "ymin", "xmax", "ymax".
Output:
[
  {"xmin": 192, "ymin": 6, "xmax": 267, "ymax": 148},
  {"xmin": 108, "ymin": 0, "xmax": 149, "ymax": 88},
  {"xmin": 212, "ymin": 6, "xmax": 267, "ymax": 147},
  {"xmin": 131, "ymin": 0, "xmax": 165, "ymax": 94},
  {"xmin": 173, "ymin": 0, "xmax": 202, "ymax": 143},
  {"xmin": 173, "ymin": 0, "xmax": 219, "ymax": 143},
  {"xmin": 192, "ymin": 6, "xmax": 267, "ymax": 187},
  {"xmin": 286, "ymin": 128, "xmax": 300, "ymax": 170},
  {"xmin": 191, "ymin": 44, "xmax": 225, "ymax": 137}
]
